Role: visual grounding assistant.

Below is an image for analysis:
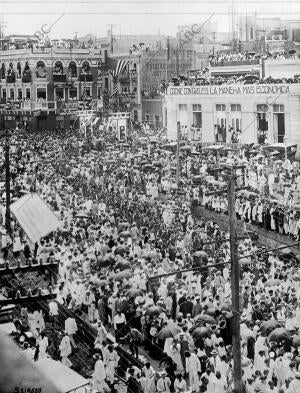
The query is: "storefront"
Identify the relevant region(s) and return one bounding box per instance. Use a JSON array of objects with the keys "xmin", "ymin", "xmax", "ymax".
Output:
[{"xmin": 163, "ymin": 83, "xmax": 300, "ymax": 145}]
